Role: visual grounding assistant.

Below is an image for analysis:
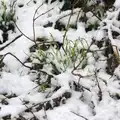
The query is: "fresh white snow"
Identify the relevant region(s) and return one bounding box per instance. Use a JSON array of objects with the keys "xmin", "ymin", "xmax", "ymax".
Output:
[{"xmin": 0, "ymin": 0, "xmax": 119, "ymax": 120}]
